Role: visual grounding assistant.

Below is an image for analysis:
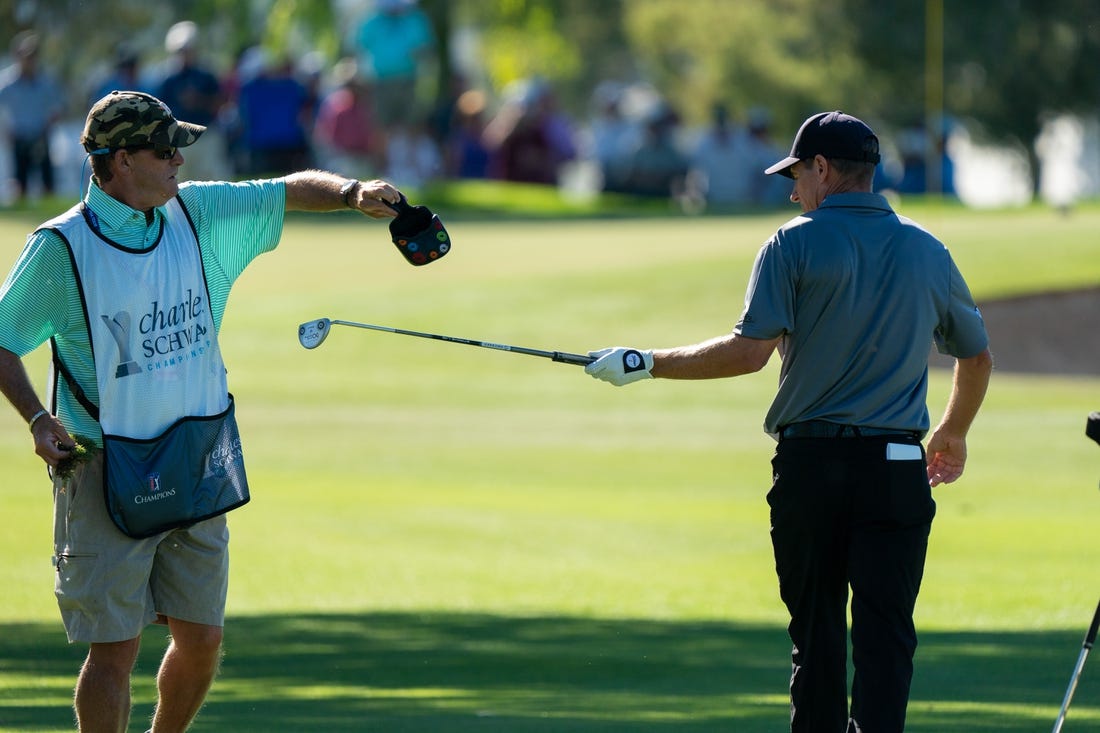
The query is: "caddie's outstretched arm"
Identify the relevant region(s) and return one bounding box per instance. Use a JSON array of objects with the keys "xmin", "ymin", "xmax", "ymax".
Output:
[
  {"xmin": 0, "ymin": 347, "xmax": 73, "ymax": 467},
  {"xmin": 282, "ymin": 170, "xmax": 402, "ymax": 219}
]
